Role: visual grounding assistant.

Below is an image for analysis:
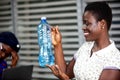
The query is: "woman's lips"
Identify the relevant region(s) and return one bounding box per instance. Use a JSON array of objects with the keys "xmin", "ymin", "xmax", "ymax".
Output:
[{"xmin": 84, "ymin": 32, "xmax": 89, "ymax": 36}]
